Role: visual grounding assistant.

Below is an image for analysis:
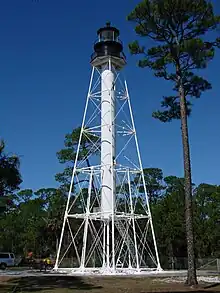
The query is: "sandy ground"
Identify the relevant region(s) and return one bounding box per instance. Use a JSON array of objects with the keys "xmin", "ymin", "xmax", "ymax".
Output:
[
  {"xmin": 0, "ymin": 268, "xmax": 219, "ymax": 277},
  {"xmin": 0, "ymin": 272, "xmax": 220, "ymax": 293}
]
